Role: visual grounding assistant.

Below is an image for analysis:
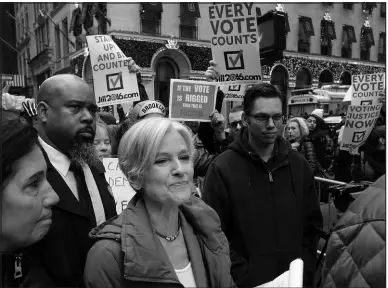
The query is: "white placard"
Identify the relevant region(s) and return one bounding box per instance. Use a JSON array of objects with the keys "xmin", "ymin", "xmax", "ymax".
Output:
[
  {"xmin": 208, "ymin": 3, "xmax": 262, "ymax": 84},
  {"xmin": 86, "ymin": 35, "xmax": 140, "ymax": 107},
  {"xmin": 340, "ymin": 103, "xmax": 382, "ymax": 152},
  {"xmin": 220, "ymin": 83, "xmax": 247, "ymax": 101},
  {"xmin": 103, "ymin": 158, "xmax": 136, "ymax": 214},
  {"xmin": 350, "ymin": 73, "xmax": 385, "ymax": 105}
]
